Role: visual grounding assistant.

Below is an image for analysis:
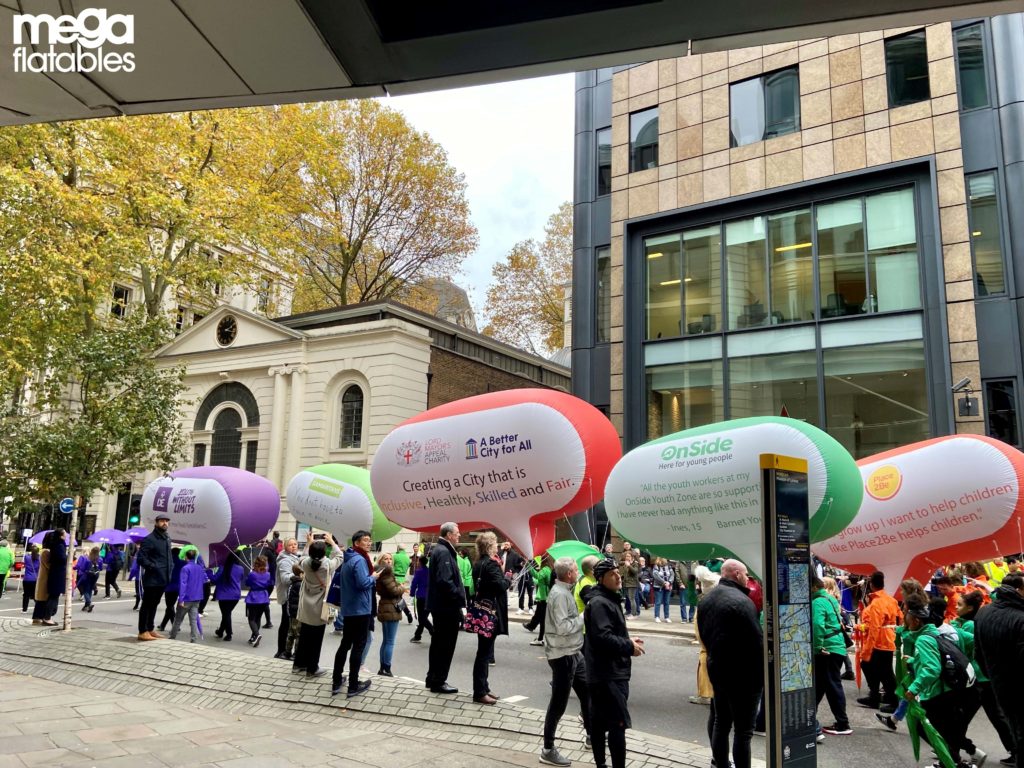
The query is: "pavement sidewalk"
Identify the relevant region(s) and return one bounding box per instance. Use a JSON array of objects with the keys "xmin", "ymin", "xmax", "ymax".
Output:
[{"xmin": 0, "ymin": 617, "xmax": 747, "ymax": 768}]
